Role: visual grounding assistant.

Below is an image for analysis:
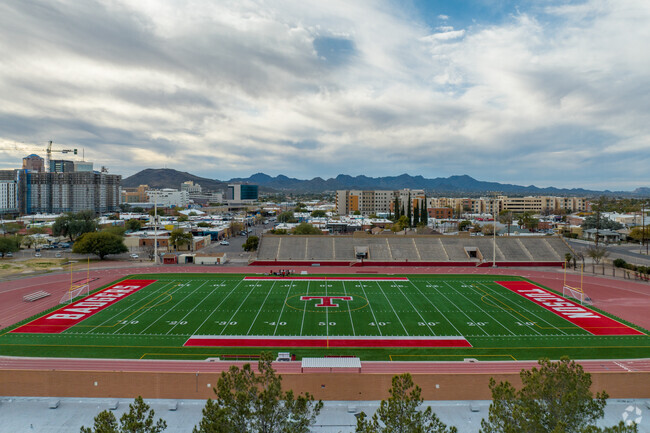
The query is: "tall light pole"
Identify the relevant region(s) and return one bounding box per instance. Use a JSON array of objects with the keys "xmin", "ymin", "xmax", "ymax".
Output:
[
  {"xmin": 492, "ymin": 194, "xmax": 498, "ymax": 268},
  {"xmin": 153, "ymin": 193, "xmax": 158, "ymax": 265}
]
